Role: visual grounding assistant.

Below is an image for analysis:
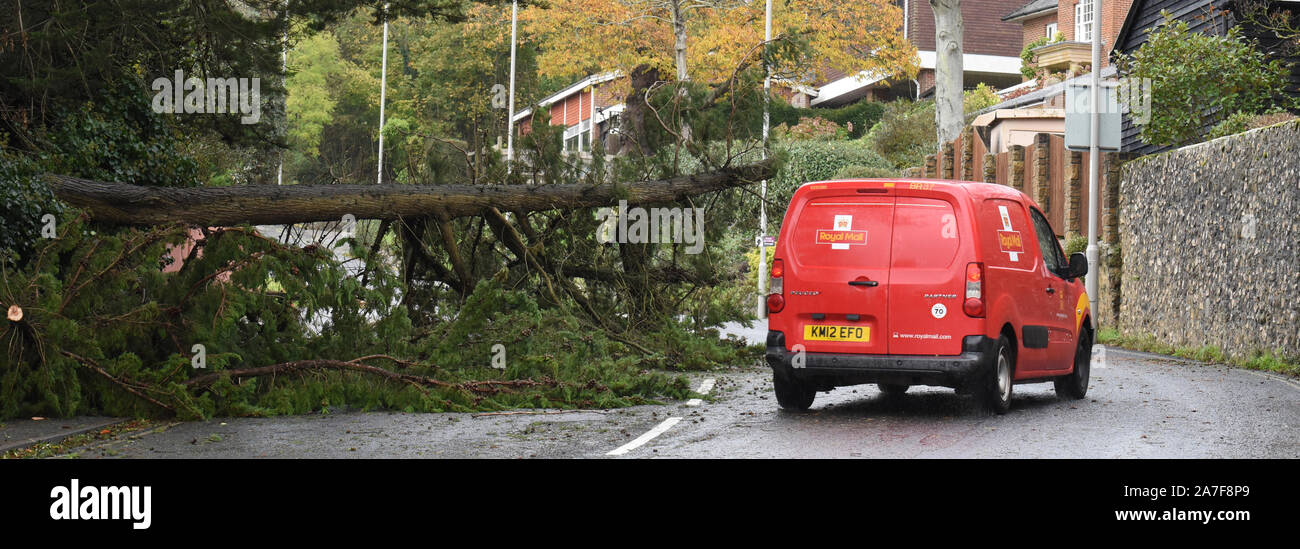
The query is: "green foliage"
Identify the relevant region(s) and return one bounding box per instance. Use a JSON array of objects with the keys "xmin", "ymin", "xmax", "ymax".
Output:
[
  {"xmin": 1, "ymin": 82, "xmax": 199, "ymax": 260},
  {"xmin": 769, "ymin": 140, "xmax": 891, "ymax": 214},
  {"xmin": 773, "ymin": 117, "xmax": 847, "ymax": 141},
  {"xmin": 833, "ymin": 164, "xmax": 899, "ymax": 179},
  {"xmin": 771, "ymin": 99, "xmax": 886, "ymax": 139},
  {"xmin": 286, "ymin": 31, "xmax": 345, "ymax": 158},
  {"xmin": 1096, "ymin": 329, "xmax": 1300, "ymax": 376},
  {"xmin": 0, "ymin": 153, "xmax": 63, "ymax": 261},
  {"xmin": 865, "ymin": 99, "xmax": 937, "ymax": 169},
  {"xmin": 964, "ymin": 83, "xmax": 1002, "ymax": 115},
  {"xmin": 1206, "ymin": 109, "xmax": 1299, "ymax": 139},
  {"xmin": 1020, "ymin": 31, "xmax": 1065, "ymax": 79},
  {"xmin": 1064, "ymin": 233, "xmax": 1088, "ymax": 256},
  {"xmin": 1117, "ymin": 12, "xmax": 1297, "ymax": 147}
]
